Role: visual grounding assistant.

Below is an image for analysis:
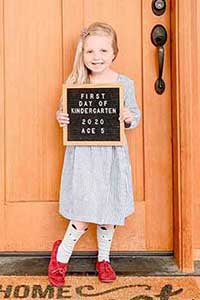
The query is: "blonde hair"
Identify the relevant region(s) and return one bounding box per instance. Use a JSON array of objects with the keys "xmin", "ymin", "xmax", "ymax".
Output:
[{"xmin": 65, "ymin": 22, "xmax": 119, "ymax": 85}]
